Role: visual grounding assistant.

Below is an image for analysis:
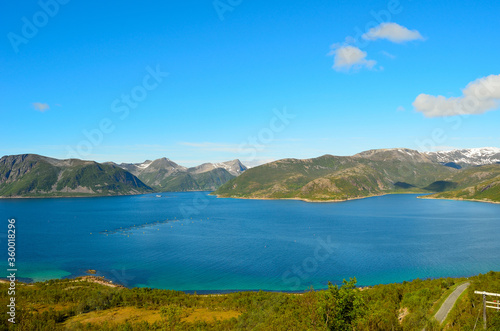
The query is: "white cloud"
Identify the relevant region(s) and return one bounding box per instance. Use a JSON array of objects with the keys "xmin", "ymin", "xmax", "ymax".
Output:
[
  {"xmin": 413, "ymin": 74, "xmax": 500, "ymax": 117},
  {"xmin": 396, "ymin": 106, "xmax": 406, "ymax": 112},
  {"xmin": 328, "ymin": 45, "xmax": 376, "ymax": 72},
  {"xmin": 362, "ymin": 23, "xmax": 424, "ymax": 43},
  {"xmin": 33, "ymin": 102, "xmax": 50, "ymax": 112}
]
